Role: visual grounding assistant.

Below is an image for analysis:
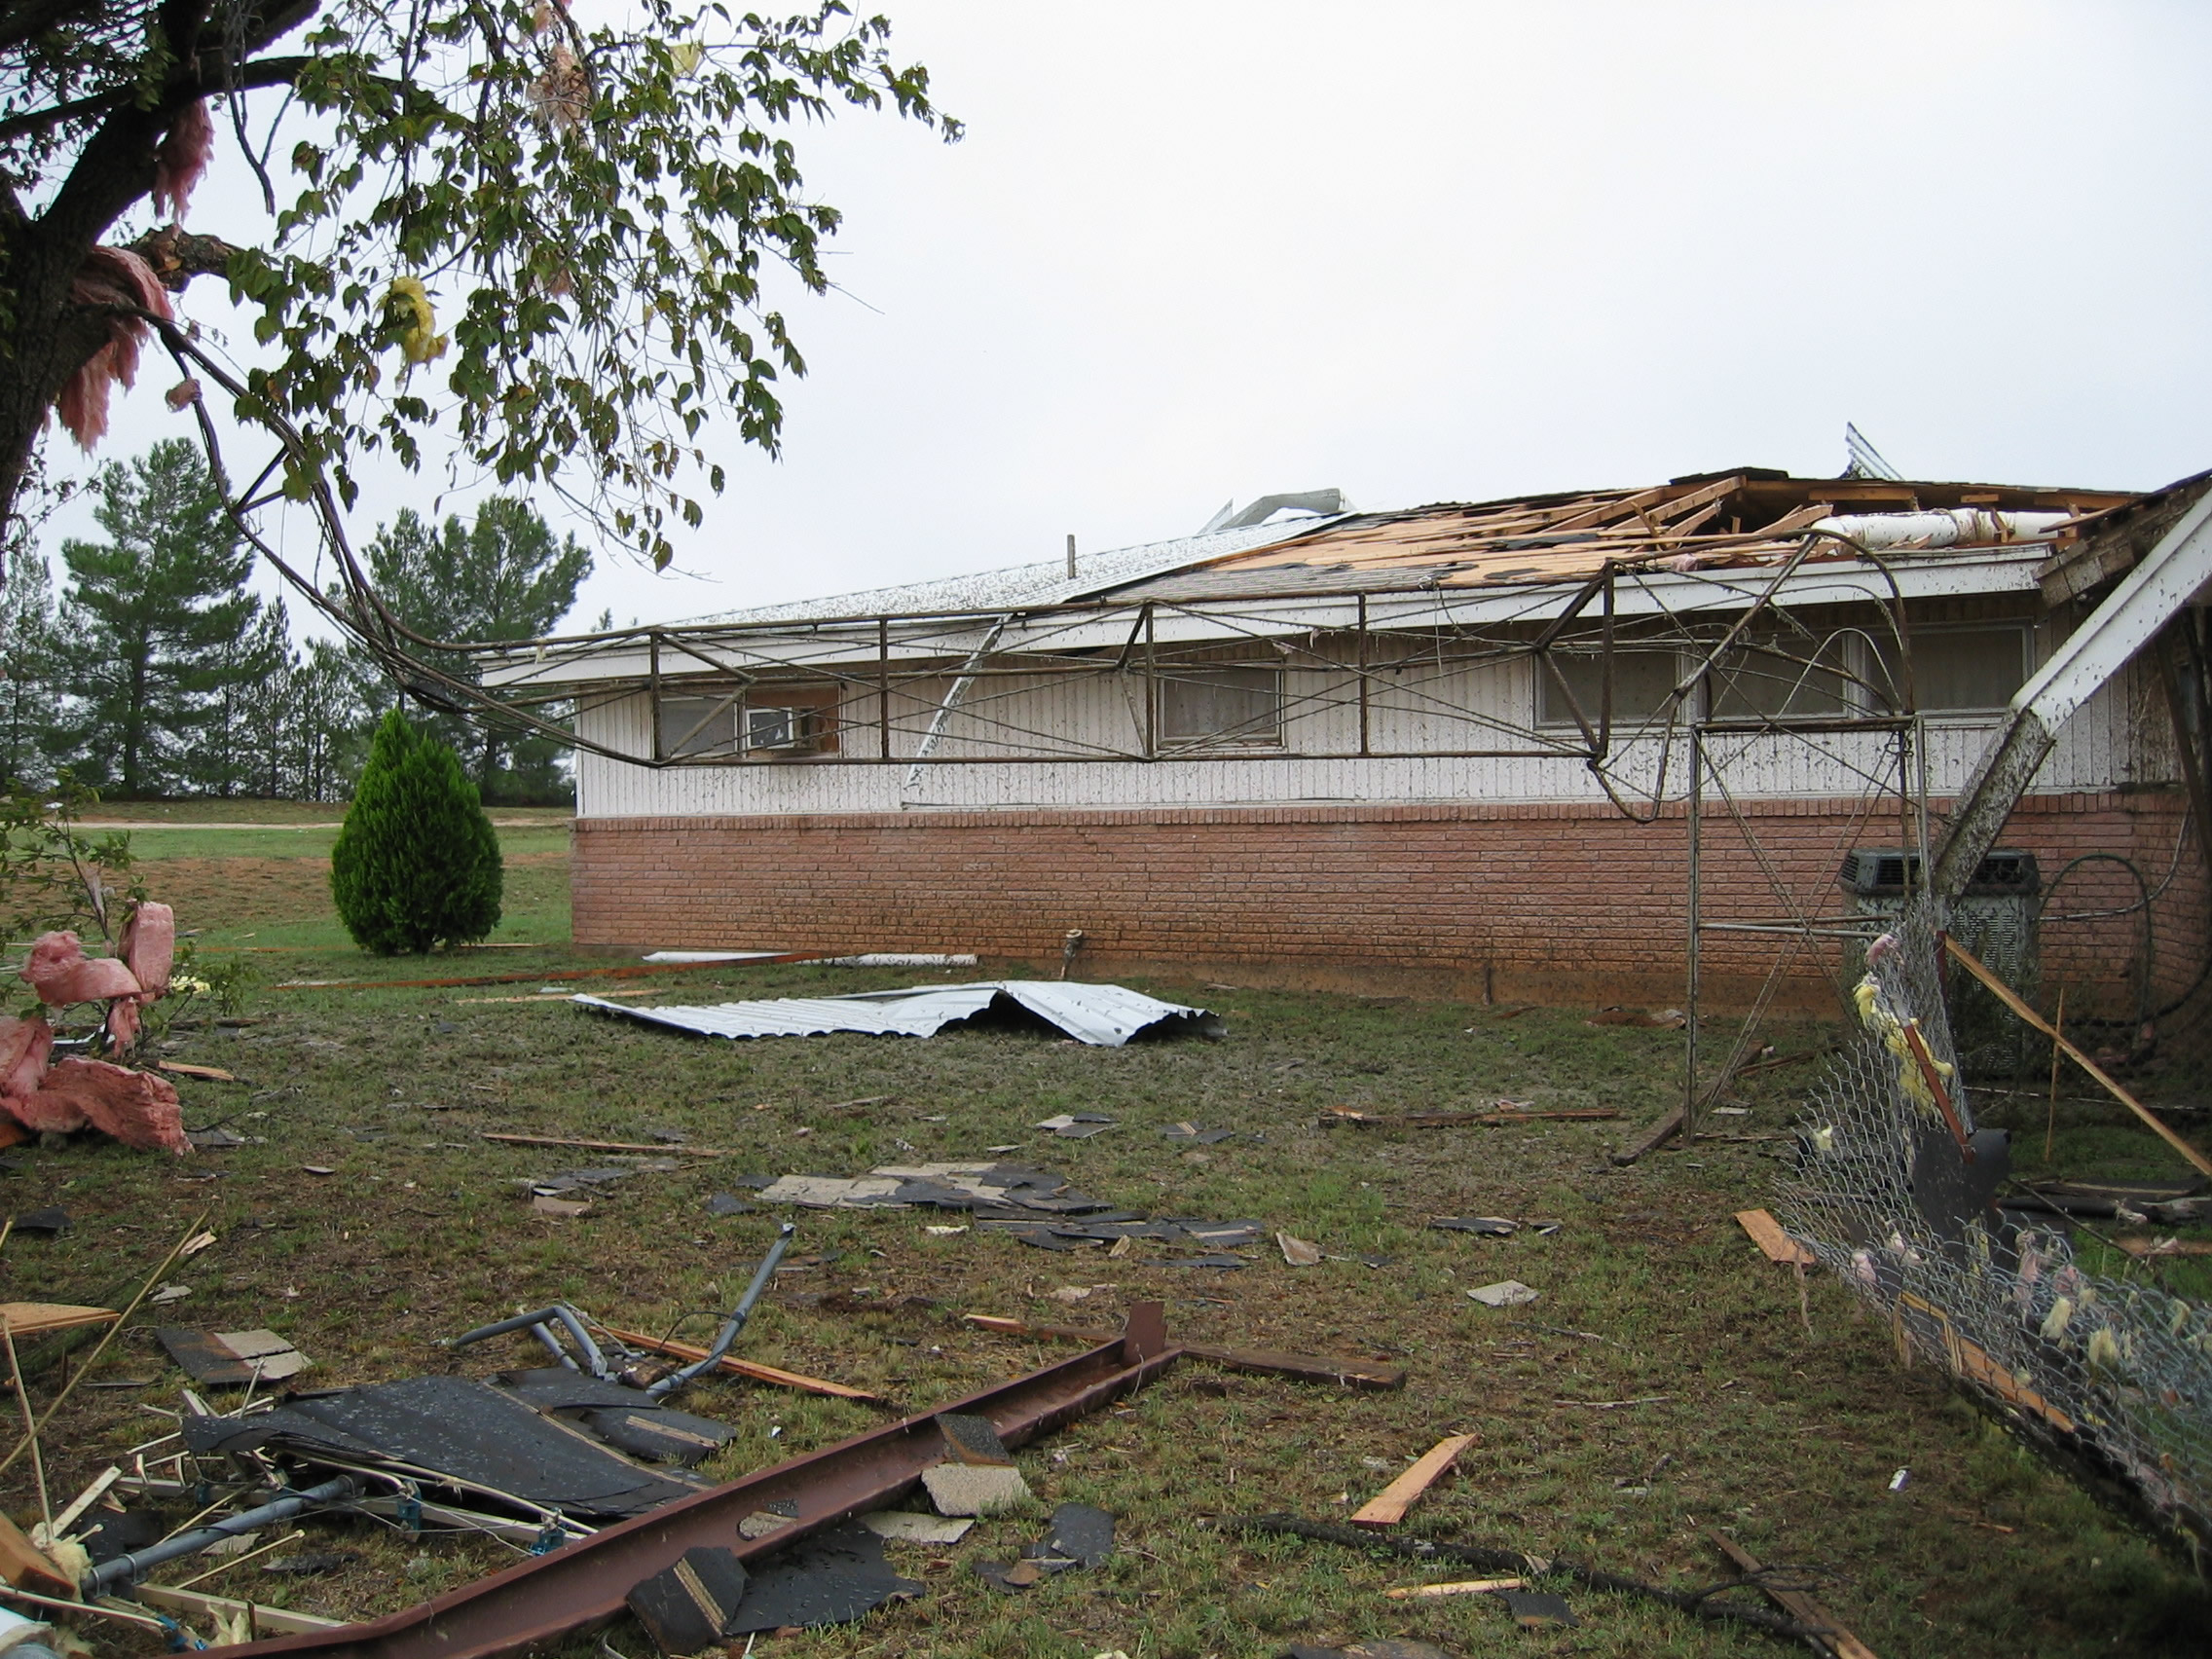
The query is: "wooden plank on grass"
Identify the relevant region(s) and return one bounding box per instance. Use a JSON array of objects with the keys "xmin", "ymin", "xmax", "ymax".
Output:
[
  {"xmin": 594, "ymin": 1327, "xmax": 882, "ymax": 1403},
  {"xmin": 157, "ymin": 1061, "xmax": 238, "ymax": 1082},
  {"xmin": 1329, "ymin": 1105, "xmax": 1618, "ymax": 1128},
  {"xmin": 1734, "ymin": 1209, "xmax": 1816, "ymax": 1268},
  {"xmin": 482, "ymin": 1132, "xmax": 730, "ymax": 1158},
  {"xmin": 1383, "ymin": 1576, "xmax": 1523, "ymax": 1600},
  {"xmin": 1709, "ymin": 1530, "xmax": 1878, "ymax": 1659},
  {"xmin": 1611, "ymin": 1106, "xmax": 1683, "ymax": 1166},
  {"xmin": 133, "ymin": 1583, "xmax": 347, "ymax": 1636},
  {"xmin": 960, "ymin": 1314, "xmax": 1406, "ymax": 1389},
  {"xmin": 1350, "ymin": 1433, "xmax": 1477, "ymax": 1529}
]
